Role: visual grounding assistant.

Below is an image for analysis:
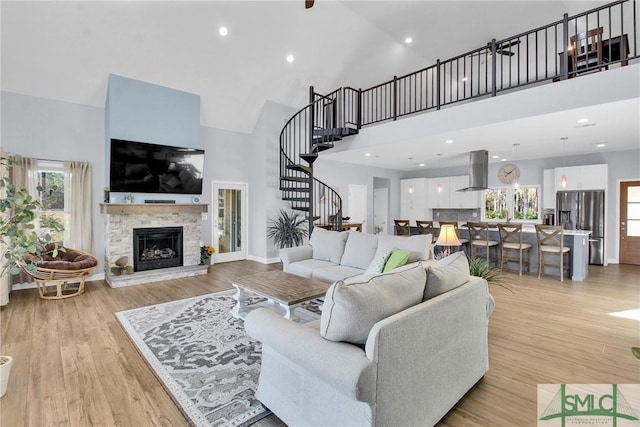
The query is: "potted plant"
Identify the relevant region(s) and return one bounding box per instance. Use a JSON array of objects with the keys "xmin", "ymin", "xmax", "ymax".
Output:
[
  {"xmin": 0, "ymin": 156, "xmax": 60, "ymax": 397},
  {"xmin": 267, "ymin": 209, "xmax": 309, "ymax": 249},
  {"xmin": 468, "ymin": 256, "xmax": 513, "ymax": 293},
  {"xmin": 200, "ymin": 243, "xmax": 216, "ymax": 265}
]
